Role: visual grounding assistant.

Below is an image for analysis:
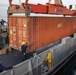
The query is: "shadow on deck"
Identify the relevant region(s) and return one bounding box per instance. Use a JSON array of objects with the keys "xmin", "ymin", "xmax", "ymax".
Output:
[{"xmin": 0, "ymin": 49, "xmax": 23, "ymax": 67}]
